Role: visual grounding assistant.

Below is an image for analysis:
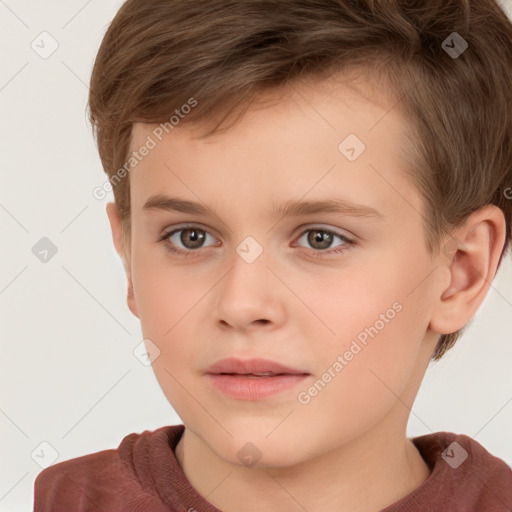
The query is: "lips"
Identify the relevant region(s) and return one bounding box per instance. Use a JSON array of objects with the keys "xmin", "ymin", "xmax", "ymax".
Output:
[
  {"xmin": 204, "ymin": 357, "xmax": 309, "ymax": 376},
  {"xmin": 204, "ymin": 357, "xmax": 310, "ymax": 400}
]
